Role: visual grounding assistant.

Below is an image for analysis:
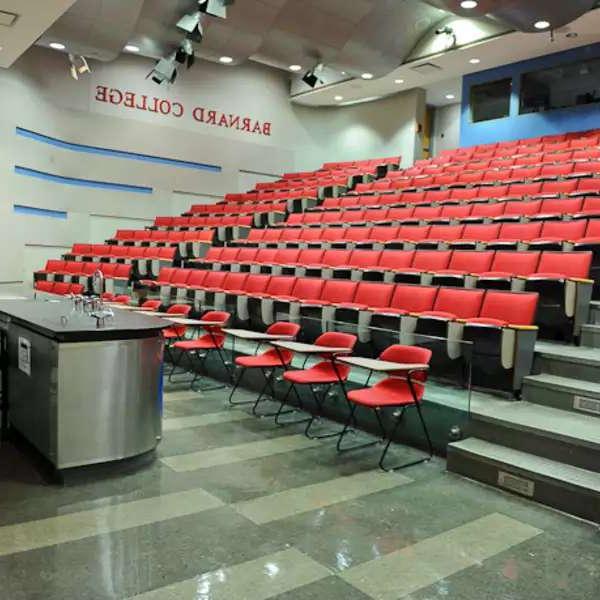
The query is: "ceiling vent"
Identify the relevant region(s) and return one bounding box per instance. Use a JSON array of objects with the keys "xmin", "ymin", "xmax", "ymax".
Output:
[
  {"xmin": 410, "ymin": 62, "xmax": 442, "ymax": 75},
  {"xmin": 0, "ymin": 11, "xmax": 18, "ymax": 27}
]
